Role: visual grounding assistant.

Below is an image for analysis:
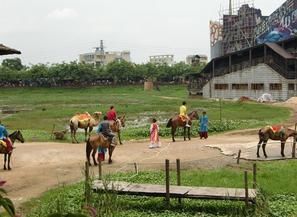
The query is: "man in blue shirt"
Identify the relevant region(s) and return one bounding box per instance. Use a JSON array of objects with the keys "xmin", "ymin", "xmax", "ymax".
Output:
[{"xmin": 0, "ymin": 121, "xmax": 12, "ymax": 153}]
